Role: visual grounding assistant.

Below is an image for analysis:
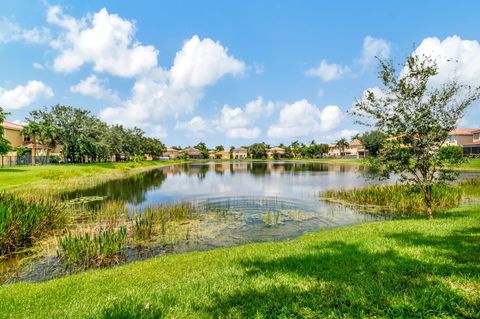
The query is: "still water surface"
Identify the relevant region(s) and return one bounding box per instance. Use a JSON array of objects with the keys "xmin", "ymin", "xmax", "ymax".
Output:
[{"xmin": 66, "ymin": 162, "xmax": 388, "ymax": 245}]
